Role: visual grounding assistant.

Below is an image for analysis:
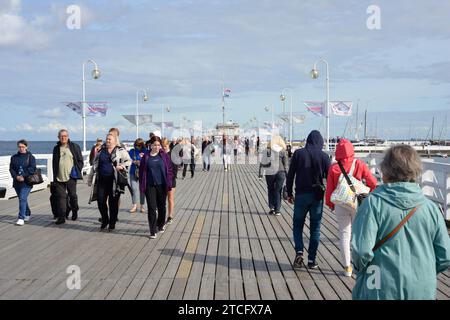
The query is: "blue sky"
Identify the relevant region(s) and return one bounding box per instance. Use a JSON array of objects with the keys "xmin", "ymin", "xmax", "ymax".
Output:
[{"xmin": 0, "ymin": 0, "xmax": 449, "ymax": 141}]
